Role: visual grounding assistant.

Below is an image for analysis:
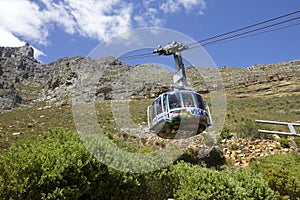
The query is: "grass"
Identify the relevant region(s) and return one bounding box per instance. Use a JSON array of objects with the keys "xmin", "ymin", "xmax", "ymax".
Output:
[
  {"xmin": 224, "ymin": 93, "xmax": 300, "ymax": 136},
  {"xmin": 0, "ymin": 87, "xmax": 299, "ymax": 152},
  {"xmin": 0, "ymin": 102, "xmax": 75, "ymax": 152}
]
